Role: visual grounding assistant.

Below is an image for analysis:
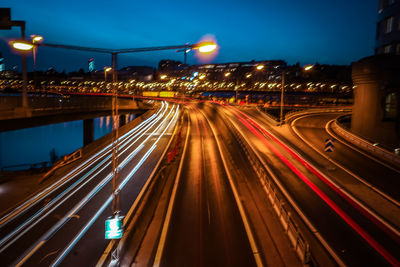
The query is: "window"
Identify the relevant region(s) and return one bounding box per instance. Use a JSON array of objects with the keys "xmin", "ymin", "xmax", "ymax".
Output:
[
  {"xmin": 398, "ymin": 17, "xmax": 400, "ymax": 31},
  {"xmin": 385, "ymin": 16, "xmax": 394, "ymax": 33},
  {"xmin": 376, "ymin": 21, "xmax": 381, "ymax": 39},
  {"xmin": 384, "ymin": 93, "xmax": 398, "ymax": 120},
  {"xmin": 384, "ymin": 44, "xmax": 392, "ymax": 53}
]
